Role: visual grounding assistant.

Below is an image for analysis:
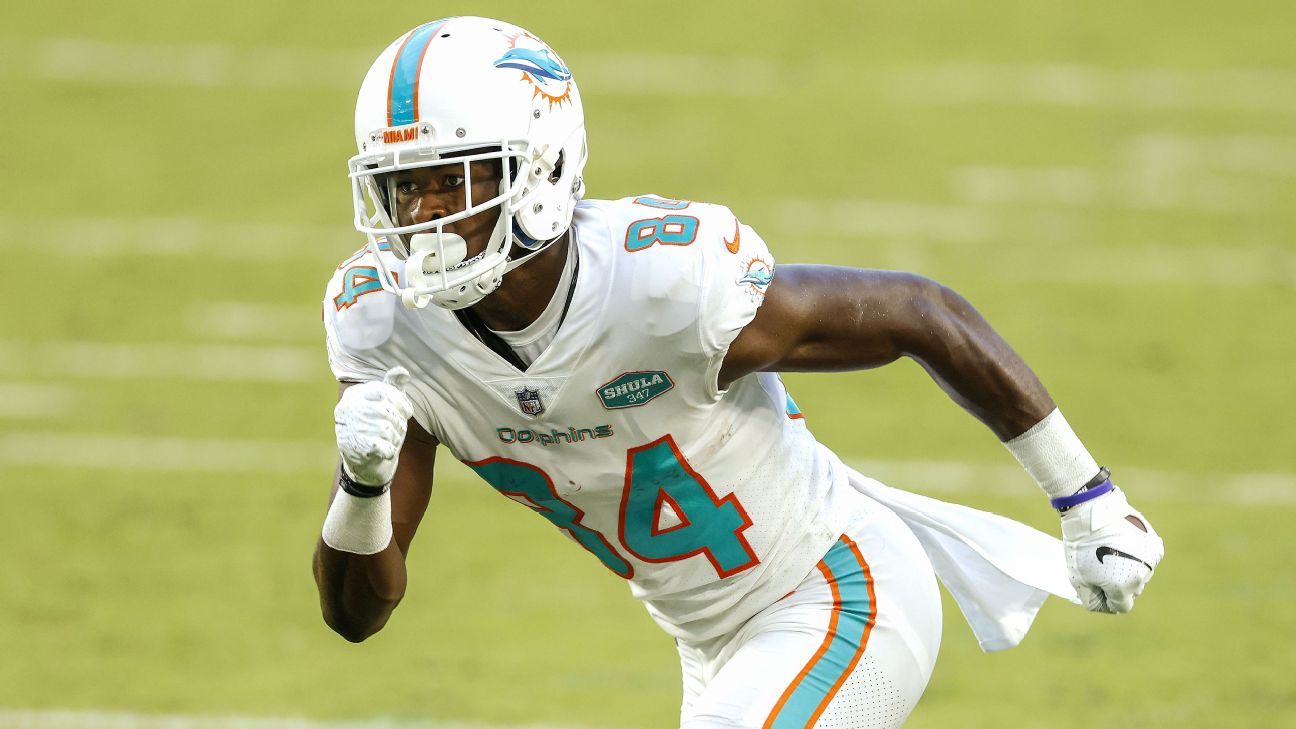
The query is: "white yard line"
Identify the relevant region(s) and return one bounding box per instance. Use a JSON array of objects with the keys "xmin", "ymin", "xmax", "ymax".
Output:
[
  {"xmin": 27, "ymin": 38, "xmax": 773, "ymax": 97},
  {"xmin": 0, "ymin": 434, "xmax": 335, "ymax": 473},
  {"xmin": 7, "ymin": 203, "xmax": 1291, "ymax": 289},
  {"xmin": 1001, "ymin": 243, "xmax": 1296, "ymax": 286},
  {"xmin": 187, "ymin": 302, "xmax": 320, "ymax": 342},
  {"xmin": 8, "ymin": 212, "xmax": 1293, "ymax": 289},
  {"xmin": 770, "ymin": 199, "xmax": 998, "ymax": 243},
  {"xmin": 0, "ymin": 383, "xmax": 75, "ymax": 419},
  {"xmin": 765, "ymin": 202, "xmax": 1295, "ymax": 286},
  {"xmin": 847, "ymin": 458, "xmax": 1296, "ymax": 507},
  {"xmin": 26, "ymin": 39, "xmax": 1296, "ymax": 112},
  {"xmin": 889, "ymin": 63, "xmax": 1296, "ymax": 114},
  {"xmin": 949, "ymin": 131, "xmax": 1296, "ymax": 213},
  {"xmin": 950, "ymin": 166, "xmax": 1104, "ymax": 208},
  {"xmin": 0, "ymin": 340, "xmax": 320, "ymax": 384},
  {"xmin": 1, "ymin": 432, "xmax": 1290, "ymax": 505},
  {"xmin": 1, "ymin": 207, "xmax": 1000, "ymax": 257},
  {"xmin": 566, "ymin": 52, "xmax": 780, "ymax": 97},
  {"xmin": 0, "ymin": 215, "xmax": 356, "ymax": 261},
  {"xmin": 33, "ymin": 39, "xmax": 375, "ymax": 89},
  {"xmin": 0, "ymin": 709, "xmax": 572, "ymax": 729},
  {"xmin": 949, "ymin": 165, "xmax": 1276, "ymax": 213},
  {"xmin": 1127, "ymin": 133, "xmax": 1296, "ymax": 178}
]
